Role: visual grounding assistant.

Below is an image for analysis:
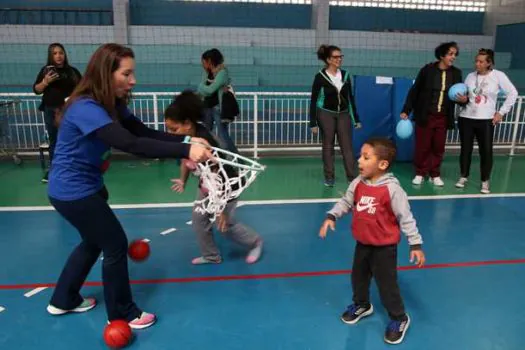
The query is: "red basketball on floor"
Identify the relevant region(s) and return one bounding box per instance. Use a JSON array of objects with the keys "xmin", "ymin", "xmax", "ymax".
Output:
[
  {"xmin": 103, "ymin": 320, "xmax": 132, "ymax": 348},
  {"xmin": 128, "ymin": 240, "xmax": 150, "ymax": 262}
]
